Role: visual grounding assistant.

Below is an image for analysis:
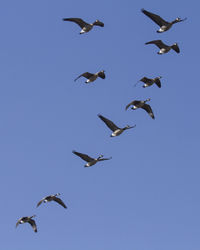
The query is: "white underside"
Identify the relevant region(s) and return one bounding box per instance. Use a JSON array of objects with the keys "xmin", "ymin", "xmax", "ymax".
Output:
[
  {"xmin": 111, "ymin": 129, "xmax": 123, "ymax": 137},
  {"xmin": 158, "ymin": 48, "xmax": 168, "ymax": 54},
  {"xmin": 85, "ymin": 160, "xmax": 97, "ymax": 167}
]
